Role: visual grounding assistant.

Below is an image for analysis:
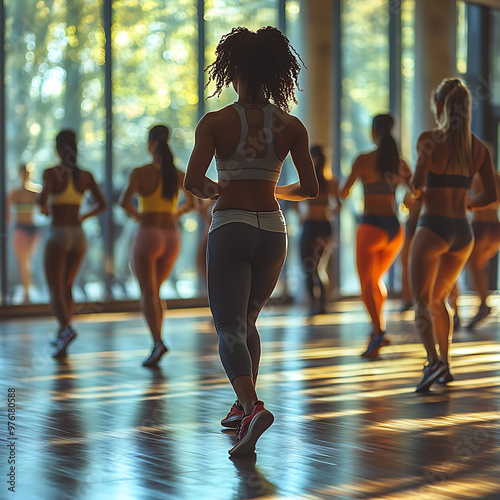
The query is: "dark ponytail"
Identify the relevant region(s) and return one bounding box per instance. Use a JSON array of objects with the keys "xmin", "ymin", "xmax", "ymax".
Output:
[
  {"xmin": 56, "ymin": 129, "xmax": 79, "ymax": 183},
  {"xmin": 372, "ymin": 114, "xmax": 399, "ymax": 177},
  {"xmin": 149, "ymin": 125, "xmax": 178, "ymax": 200}
]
